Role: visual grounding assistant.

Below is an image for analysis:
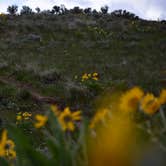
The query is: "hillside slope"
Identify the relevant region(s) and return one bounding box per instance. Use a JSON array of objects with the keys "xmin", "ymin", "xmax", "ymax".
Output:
[{"xmin": 0, "ymin": 13, "xmax": 166, "ymax": 116}]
